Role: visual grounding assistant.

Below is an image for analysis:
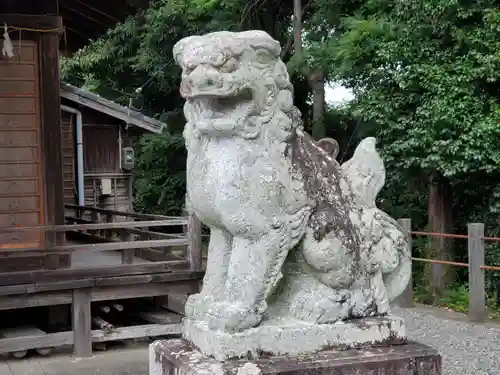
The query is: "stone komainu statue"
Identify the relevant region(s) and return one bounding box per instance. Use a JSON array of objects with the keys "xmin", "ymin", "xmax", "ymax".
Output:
[{"xmin": 173, "ymin": 30, "xmax": 411, "ymax": 360}]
